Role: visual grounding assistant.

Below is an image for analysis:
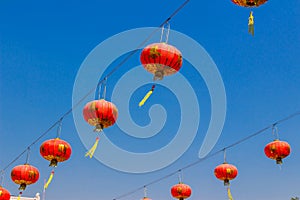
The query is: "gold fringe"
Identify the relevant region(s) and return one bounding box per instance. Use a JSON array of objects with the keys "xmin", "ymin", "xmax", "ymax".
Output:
[
  {"xmin": 227, "ymin": 187, "xmax": 233, "ymax": 200},
  {"xmin": 44, "ymin": 170, "xmax": 54, "ymax": 190},
  {"xmin": 248, "ymin": 11, "xmax": 254, "ymax": 36},
  {"xmin": 85, "ymin": 137, "xmax": 100, "ymax": 158},
  {"xmin": 139, "ymin": 85, "xmax": 155, "ymax": 107}
]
